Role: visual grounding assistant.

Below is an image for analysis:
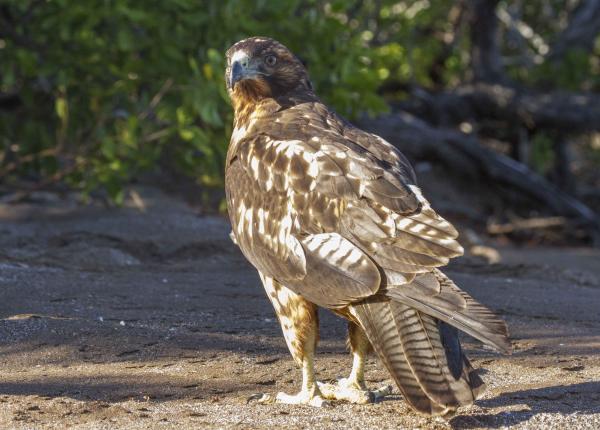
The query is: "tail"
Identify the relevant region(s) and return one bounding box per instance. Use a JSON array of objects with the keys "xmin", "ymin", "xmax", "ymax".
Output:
[
  {"xmin": 350, "ymin": 298, "xmax": 486, "ymax": 415},
  {"xmin": 384, "ymin": 269, "xmax": 512, "ymax": 354}
]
